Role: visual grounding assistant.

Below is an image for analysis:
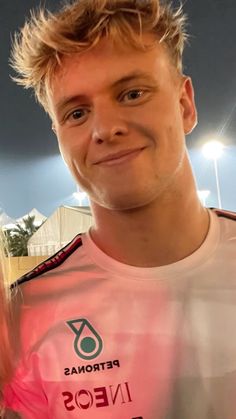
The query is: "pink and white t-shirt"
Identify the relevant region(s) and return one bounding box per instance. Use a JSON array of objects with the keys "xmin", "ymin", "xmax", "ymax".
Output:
[{"xmin": 4, "ymin": 209, "xmax": 236, "ymax": 419}]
